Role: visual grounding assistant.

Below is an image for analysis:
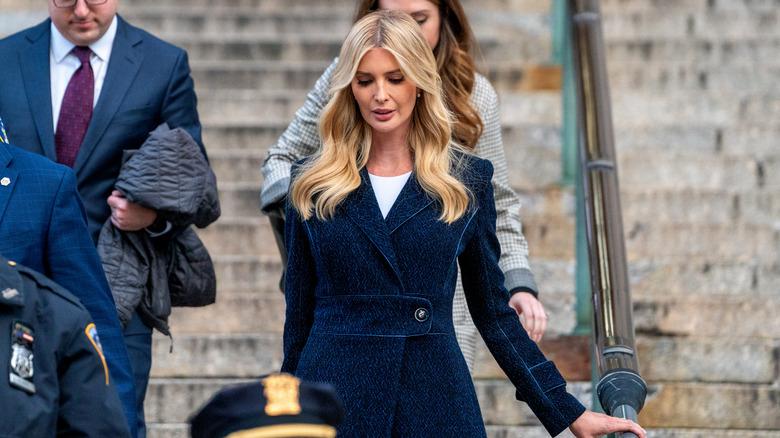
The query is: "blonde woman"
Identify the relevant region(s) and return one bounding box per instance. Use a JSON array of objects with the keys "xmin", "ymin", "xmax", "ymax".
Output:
[
  {"xmin": 282, "ymin": 10, "xmax": 644, "ymax": 438},
  {"xmin": 262, "ymin": 0, "xmax": 548, "ymax": 371}
]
